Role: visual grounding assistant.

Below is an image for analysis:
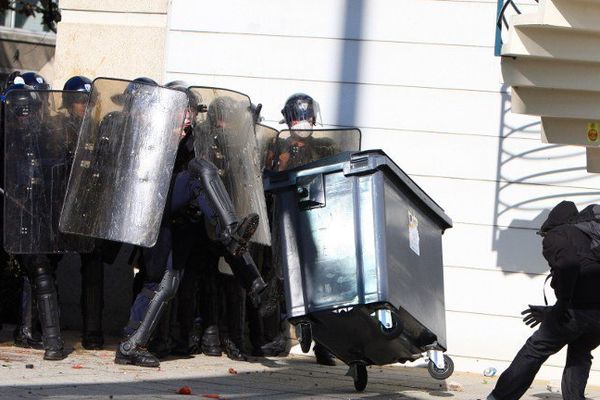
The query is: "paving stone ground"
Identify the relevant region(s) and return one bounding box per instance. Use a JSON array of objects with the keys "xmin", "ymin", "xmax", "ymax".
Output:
[{"xmin": 1, "ymin": 327, "xmax": 600, "ymax": 399}]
